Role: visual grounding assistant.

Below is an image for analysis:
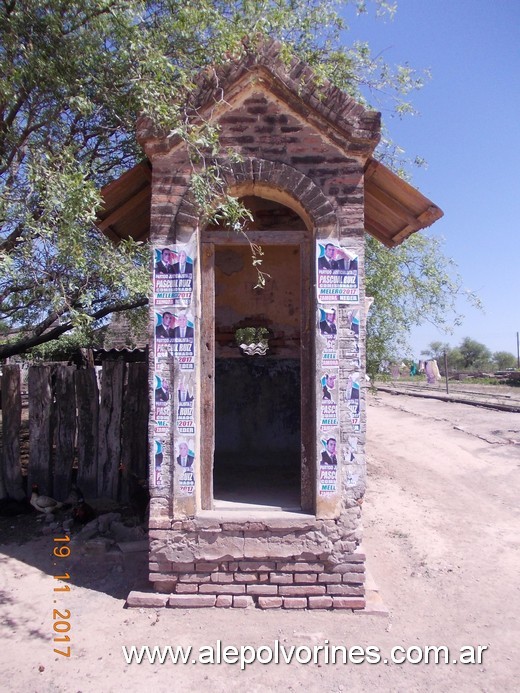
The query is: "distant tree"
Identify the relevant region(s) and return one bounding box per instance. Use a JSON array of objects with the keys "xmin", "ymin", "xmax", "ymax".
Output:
[
  {"xmin": 458, "ymin": 337, "xmax": 492, "ymax": 371},
  {"xmin": 493, "ymin": 351, "xmax": 517, "ymax": 371},
  {"xmin": 365, "ymin": 234, "xmax": 479, "ymax": 375},
  {"xmin": 421, "ymin": 341, "xmax": 452, "ymax": 362}
]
